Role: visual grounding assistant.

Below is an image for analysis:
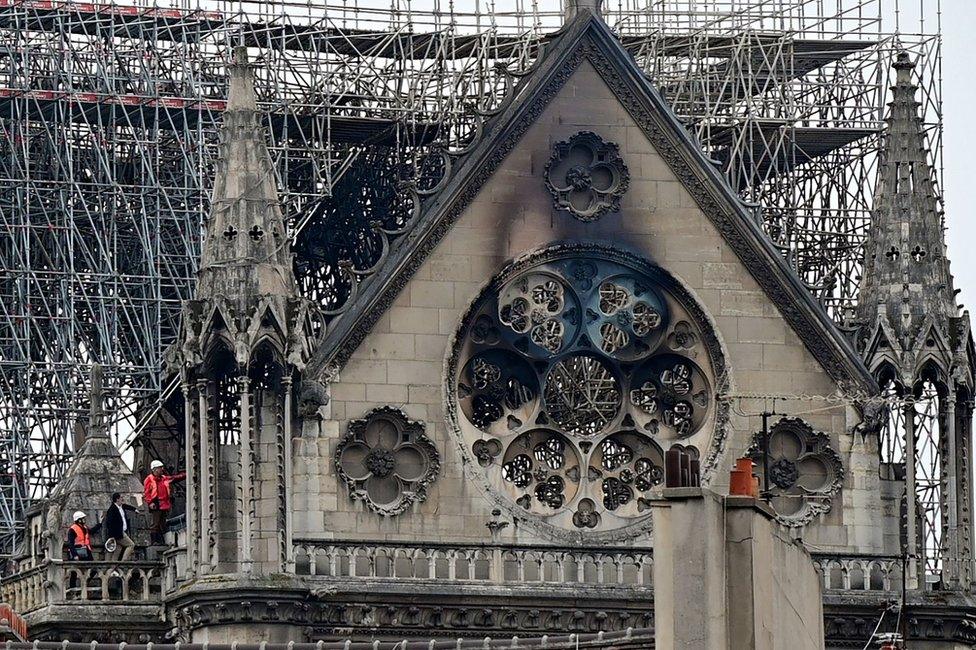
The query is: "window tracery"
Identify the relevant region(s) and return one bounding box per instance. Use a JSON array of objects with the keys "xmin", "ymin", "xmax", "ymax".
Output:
[
  {"xmin": 447, "ymin": 245, "xmax": 728, "ymax": 541},
  {"xmin": 748, "ymin": 417, "xmax": 843, "ymax": 527},
  {"xmin": 335, "ymin": 407, "xmax": 441, "ymax": 516}
]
